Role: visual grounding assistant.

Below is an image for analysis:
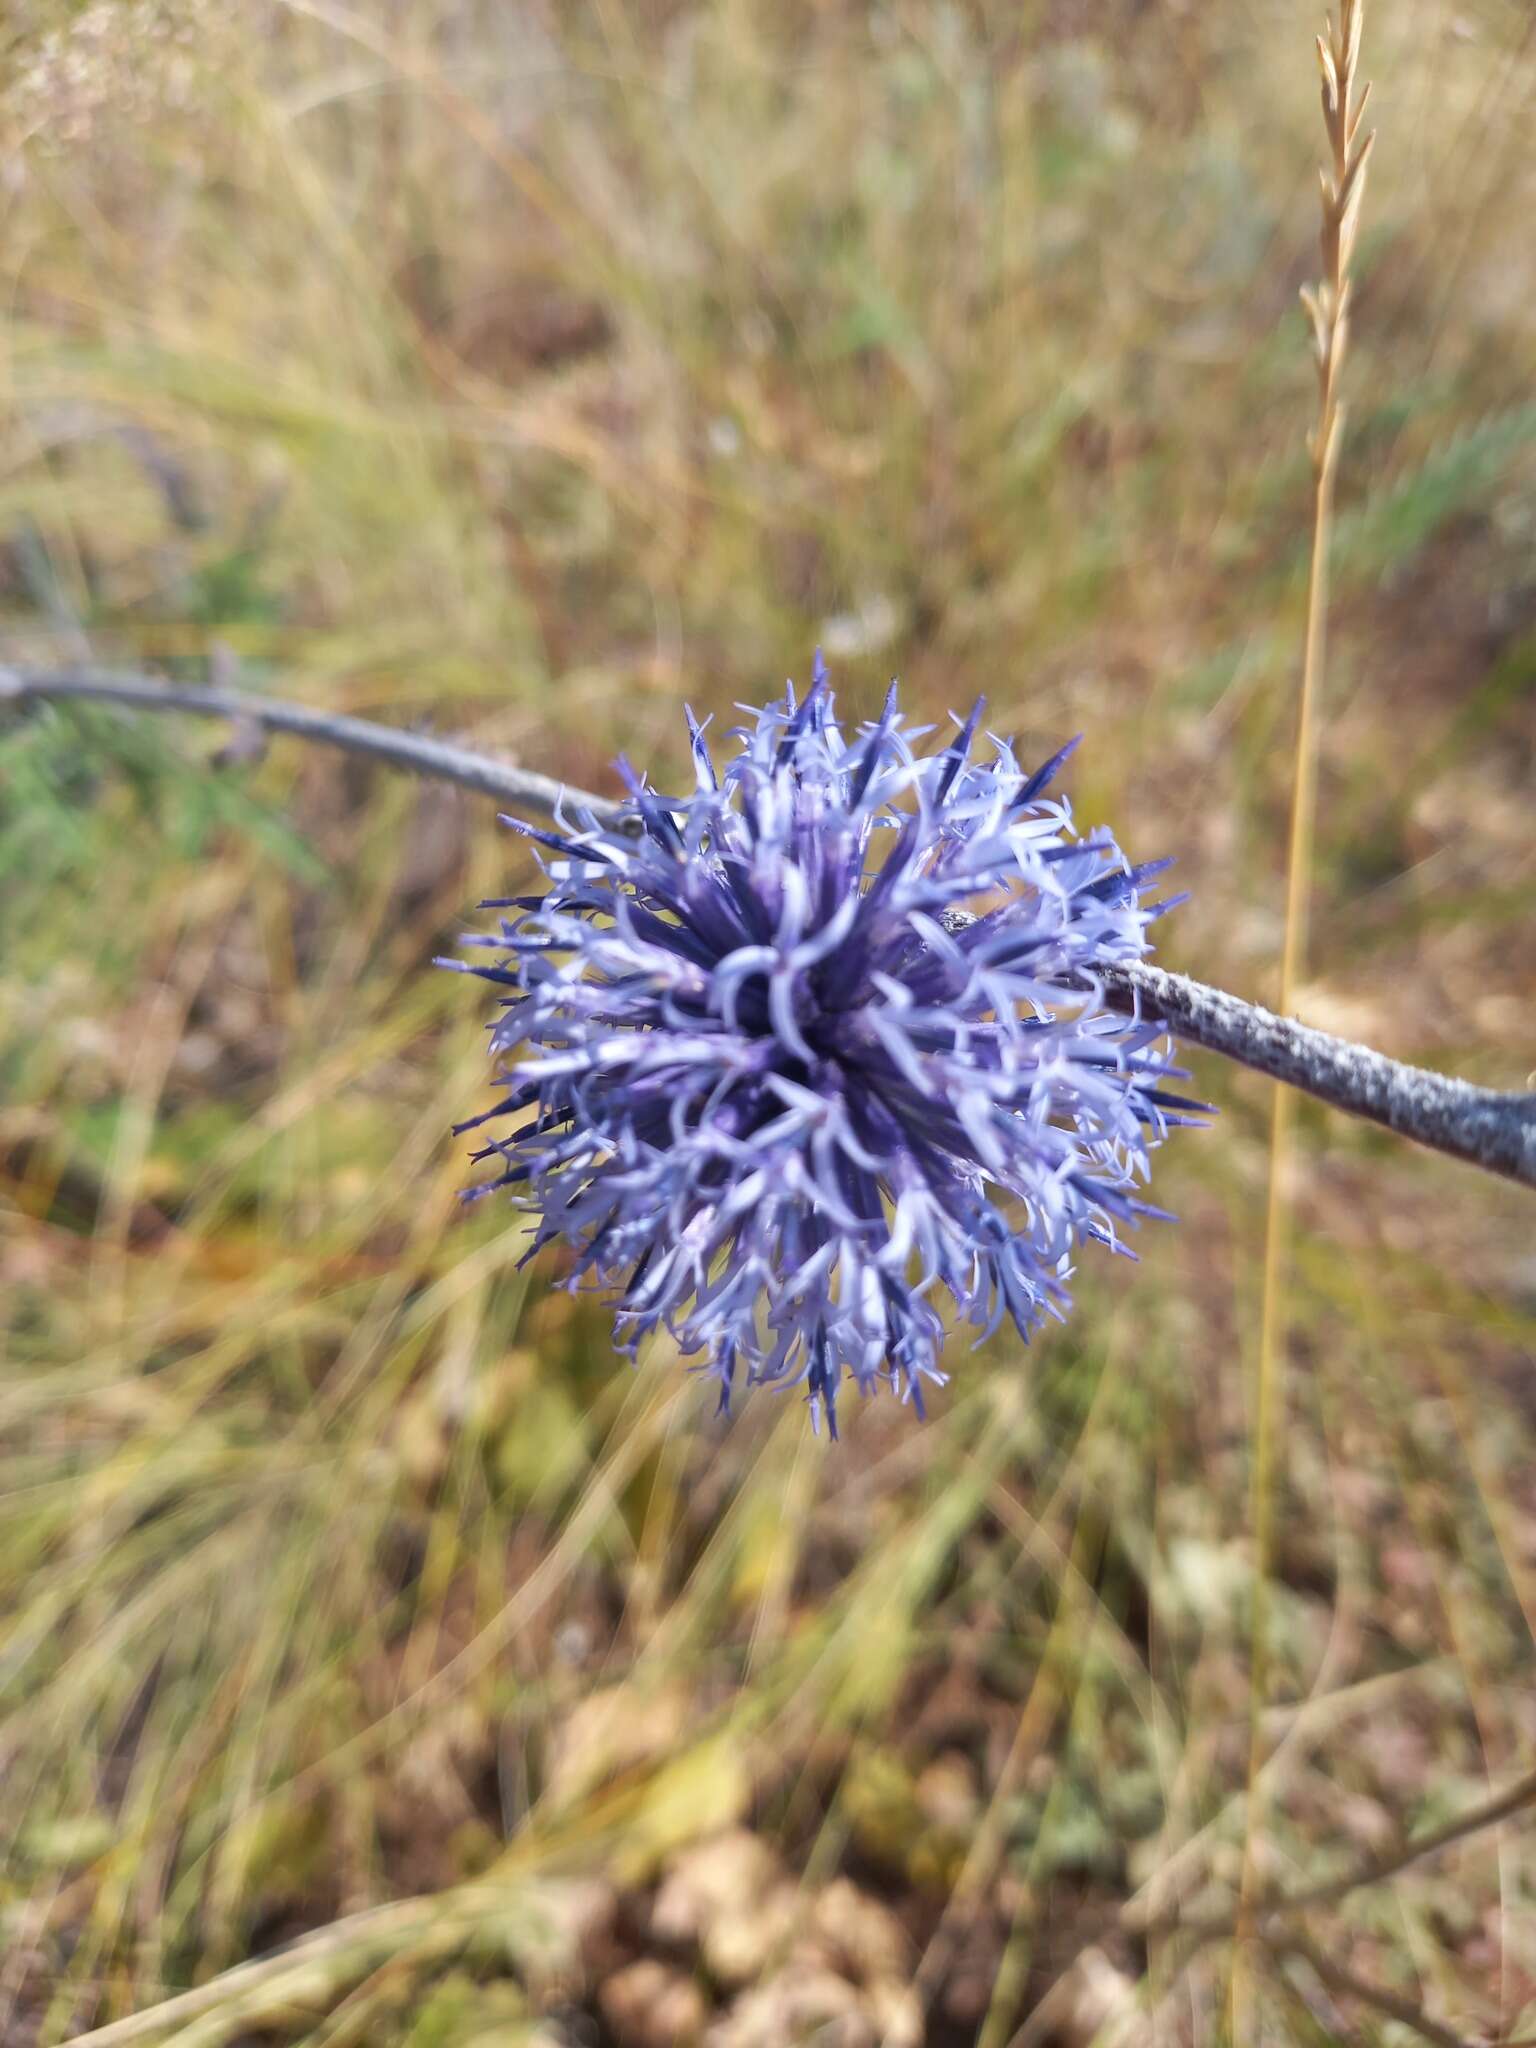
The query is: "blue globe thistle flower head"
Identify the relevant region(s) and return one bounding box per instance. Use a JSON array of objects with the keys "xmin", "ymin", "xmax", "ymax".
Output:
[{"xmin": 446, "ymin": 658, "xmax": 1200, "ymax": 1438}]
